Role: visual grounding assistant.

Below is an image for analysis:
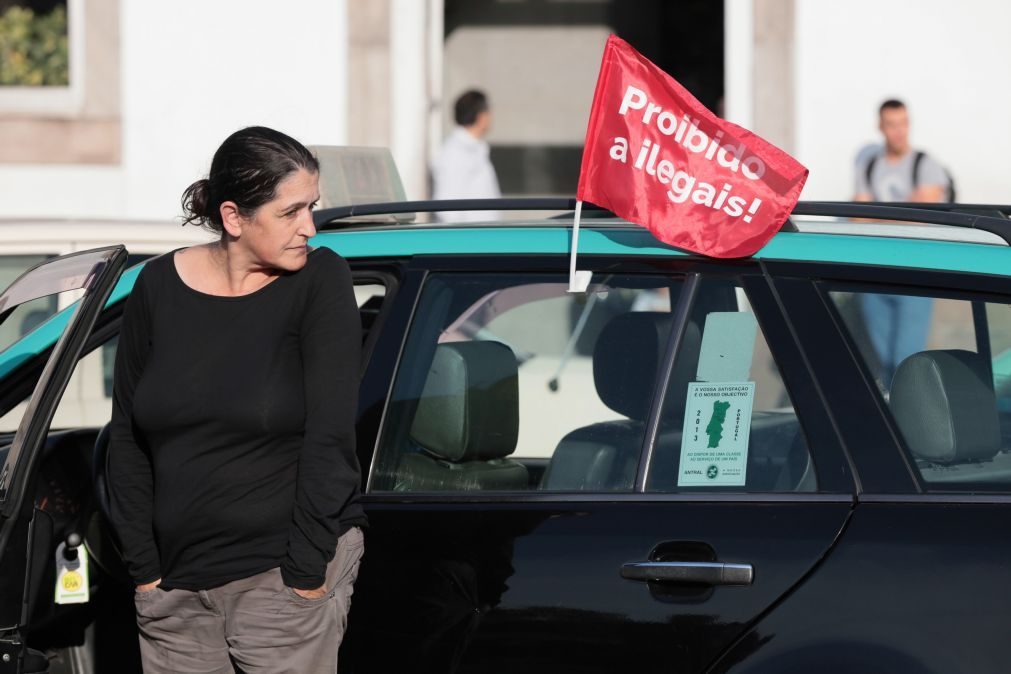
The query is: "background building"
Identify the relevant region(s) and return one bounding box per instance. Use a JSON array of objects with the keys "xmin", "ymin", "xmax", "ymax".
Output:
[{"xmin": 0, "ymin": 0, "xmax": 1007, "ymax": 221}]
